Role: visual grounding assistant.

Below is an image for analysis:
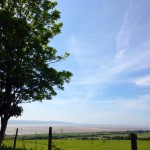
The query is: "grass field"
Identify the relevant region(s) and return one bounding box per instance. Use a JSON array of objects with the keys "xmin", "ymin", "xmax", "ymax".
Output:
[
  {"xmin": 2, "ymin": 131, "xmax": 150, "ymax": 150},
  {"xmin": 2, "ymin": 139, "xmax": 150, "ymax": 150}
]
